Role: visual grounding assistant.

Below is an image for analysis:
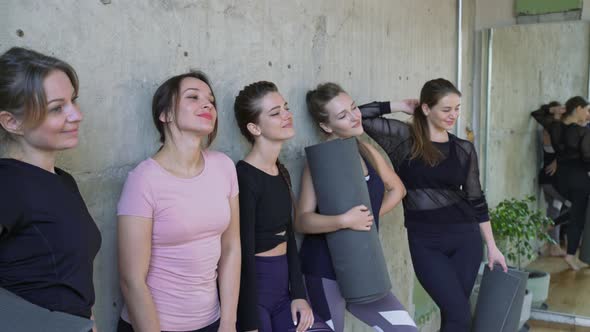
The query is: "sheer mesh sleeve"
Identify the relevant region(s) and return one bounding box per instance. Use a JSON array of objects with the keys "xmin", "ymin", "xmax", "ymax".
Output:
[
  {"xmin": 461, "ymin": 142, "xmax": 490, "ymax": 222},
  {"xmin": 360, "ymin": 101, "xmax": 412, "ymax": 169},
  {"xmin": 360, "ymin": 102, "xmax": 411, "ymax": 141},
  {"xmin": 530, "ymin": 109, "xmax": 553, "ymax": 129},
  {"xmin": 549, "ymin": 122, "xmax": 565, "ymax": 155},
  {"xmin": 581, "ymin": 129, "xmax": 590, "ymax": 171}
]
